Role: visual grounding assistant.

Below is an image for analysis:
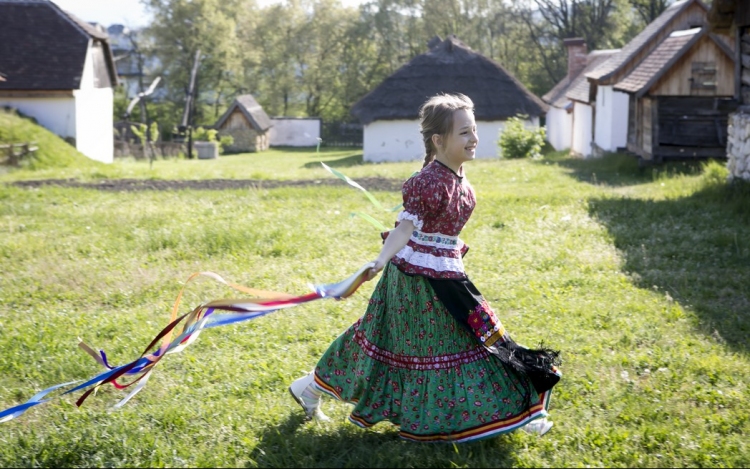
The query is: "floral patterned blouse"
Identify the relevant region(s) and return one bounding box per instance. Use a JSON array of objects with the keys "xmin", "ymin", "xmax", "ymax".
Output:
[{"xmin": 388, "ymin": 160, "xmax": 476, "ymax": 279}]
